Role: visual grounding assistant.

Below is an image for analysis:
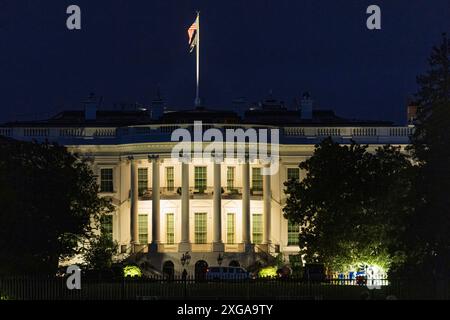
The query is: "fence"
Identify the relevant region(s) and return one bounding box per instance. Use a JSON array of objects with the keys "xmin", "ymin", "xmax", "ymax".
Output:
[{"xmin": 0, "ymin": 276, "xmax": 449, "ymax": 300}]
